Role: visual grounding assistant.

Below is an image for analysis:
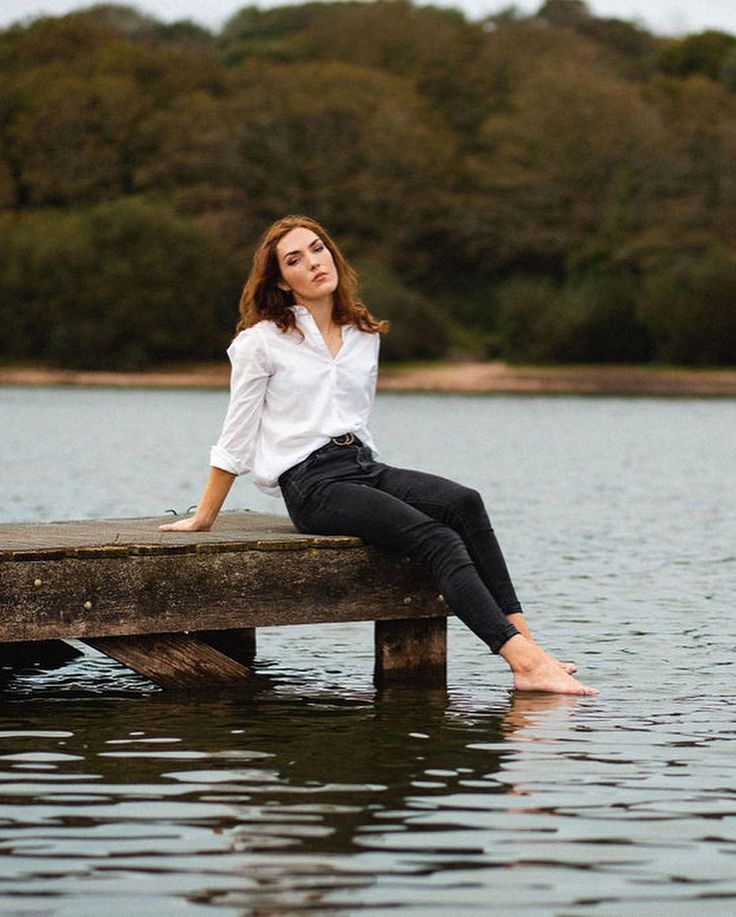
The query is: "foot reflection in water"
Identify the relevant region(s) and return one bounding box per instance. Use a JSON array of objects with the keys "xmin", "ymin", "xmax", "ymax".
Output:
[{"xmin": 502, "ymin": 690, "xmax": 582, "ymax": 736}]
